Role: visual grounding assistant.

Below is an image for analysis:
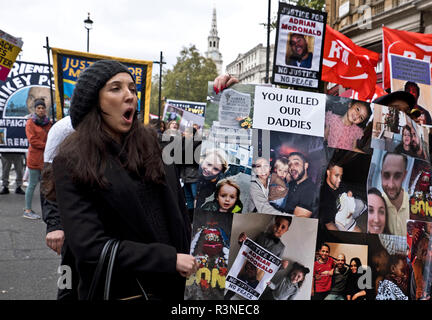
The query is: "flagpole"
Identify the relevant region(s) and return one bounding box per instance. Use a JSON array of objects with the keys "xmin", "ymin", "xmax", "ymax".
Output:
[{"xmin": 43, "ymin": 36, "xmax": 56, "ymax": 123}]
